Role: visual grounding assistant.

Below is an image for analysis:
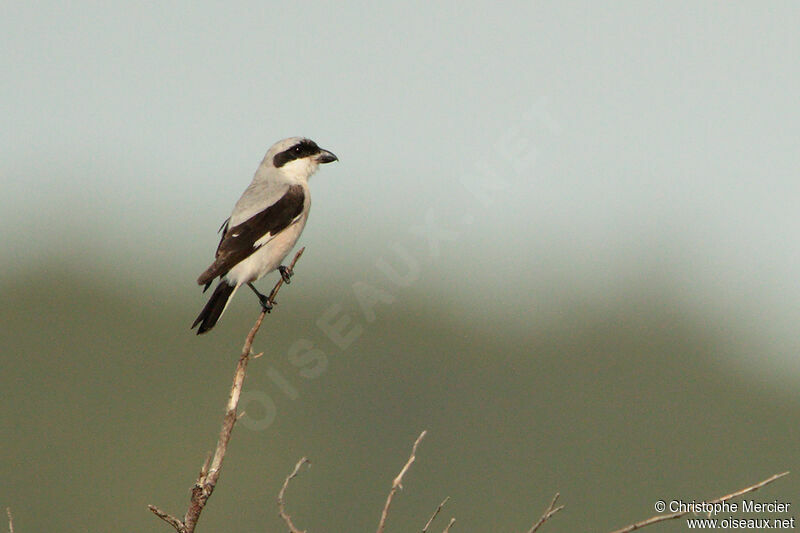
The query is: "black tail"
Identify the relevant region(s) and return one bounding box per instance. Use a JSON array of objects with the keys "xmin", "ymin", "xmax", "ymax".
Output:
[{"xmin": 192, "ymin": 281, "xmax": 237, "ymax": 334}]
